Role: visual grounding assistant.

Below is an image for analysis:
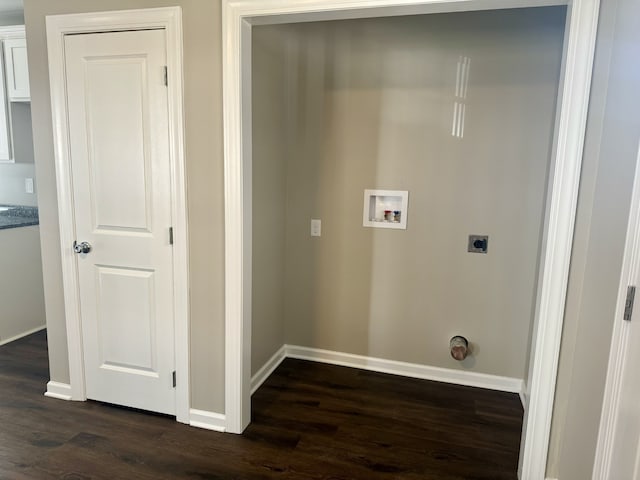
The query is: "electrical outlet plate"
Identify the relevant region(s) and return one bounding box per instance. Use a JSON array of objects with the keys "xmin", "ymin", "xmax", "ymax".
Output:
[{"xmin": 468, "ymin": 234, "xmax": 488, "ymax": 253}]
